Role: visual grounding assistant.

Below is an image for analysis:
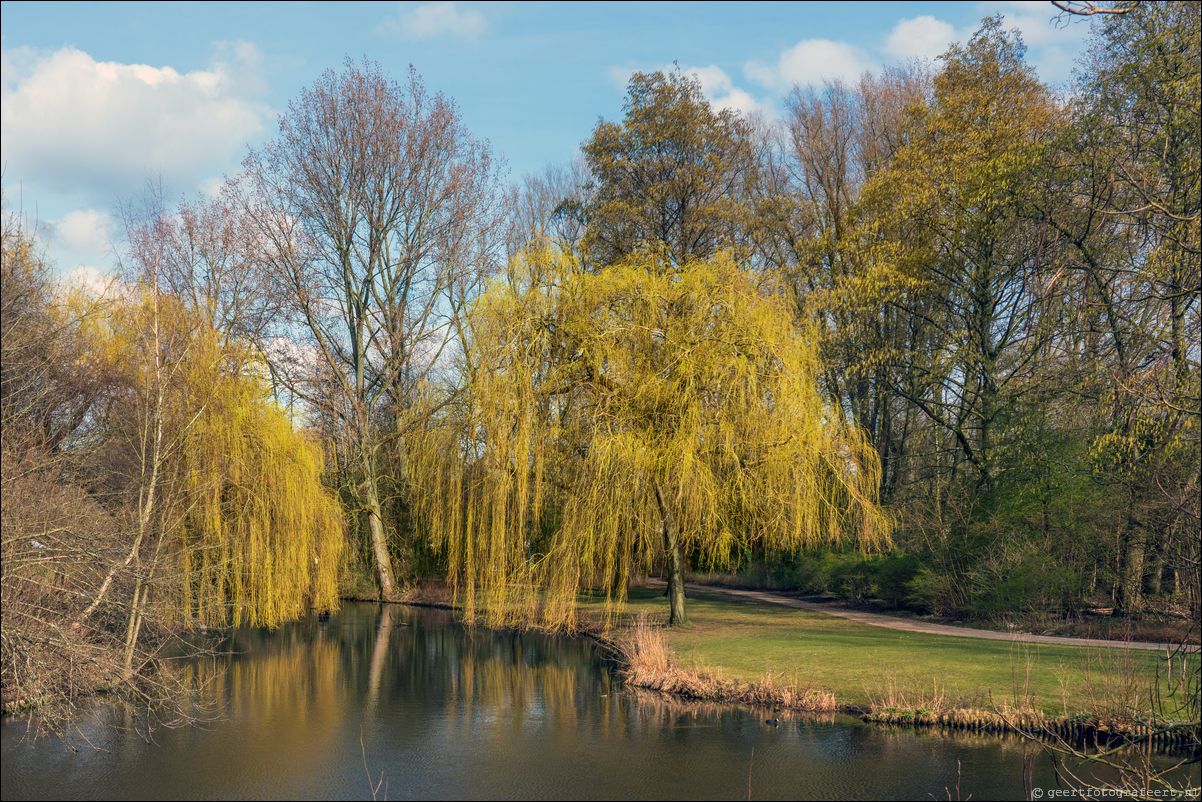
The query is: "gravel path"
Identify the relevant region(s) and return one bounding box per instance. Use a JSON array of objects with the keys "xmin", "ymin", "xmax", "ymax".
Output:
[{"xmin": 657, "ymin": 581, "xmax": 1198, "ymax": 652}]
